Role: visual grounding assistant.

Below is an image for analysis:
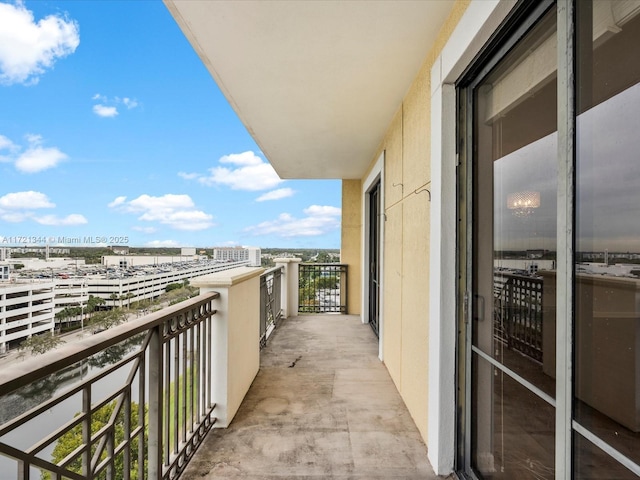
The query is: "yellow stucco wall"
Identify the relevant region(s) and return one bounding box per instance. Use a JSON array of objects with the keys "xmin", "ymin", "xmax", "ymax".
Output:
[
  {"xmin": 341, "ymin": 179, "xmax": 362, "ymax": 315},
  {"xmin": 349, "ymin": 0, "xmax": 470, "ymax": 444}
]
